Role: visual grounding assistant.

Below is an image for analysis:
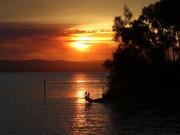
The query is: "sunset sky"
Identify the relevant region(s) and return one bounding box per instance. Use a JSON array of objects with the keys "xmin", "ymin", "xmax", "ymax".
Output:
[{"xmin": 0, "ymin": 0, "xmax": 158, "ymax": 61}]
